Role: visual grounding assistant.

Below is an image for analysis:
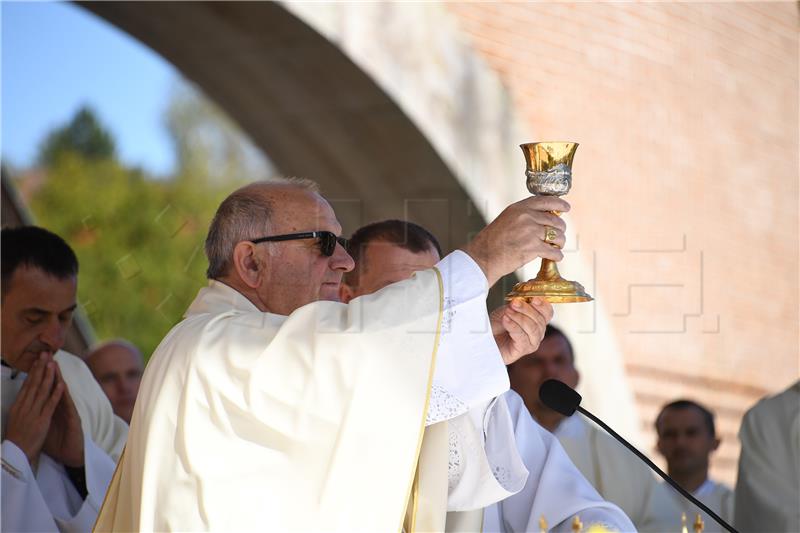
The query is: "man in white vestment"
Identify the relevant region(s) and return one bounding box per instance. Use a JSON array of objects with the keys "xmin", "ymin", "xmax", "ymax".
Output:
[
  {"xmin": 643, "ymin": 400, "xmax": 734, "ymax": 533},
  {"xmin": 494, "ymin": 324, "xmax": 652, "ymax": 531},
  {"xmin": 95, "ymin": 178, "xmax": 630, "ymax": 532},
  {"xmin": 734, "ymin": 381, "xmax": 799, "ymax": 533},
  {"xmin": 1, "ymin": 226, "xmax": 124, "ymax": 532},
  {"xmin": 340, "ymin": 220, "xmax": 635, "ymax": 533}
]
